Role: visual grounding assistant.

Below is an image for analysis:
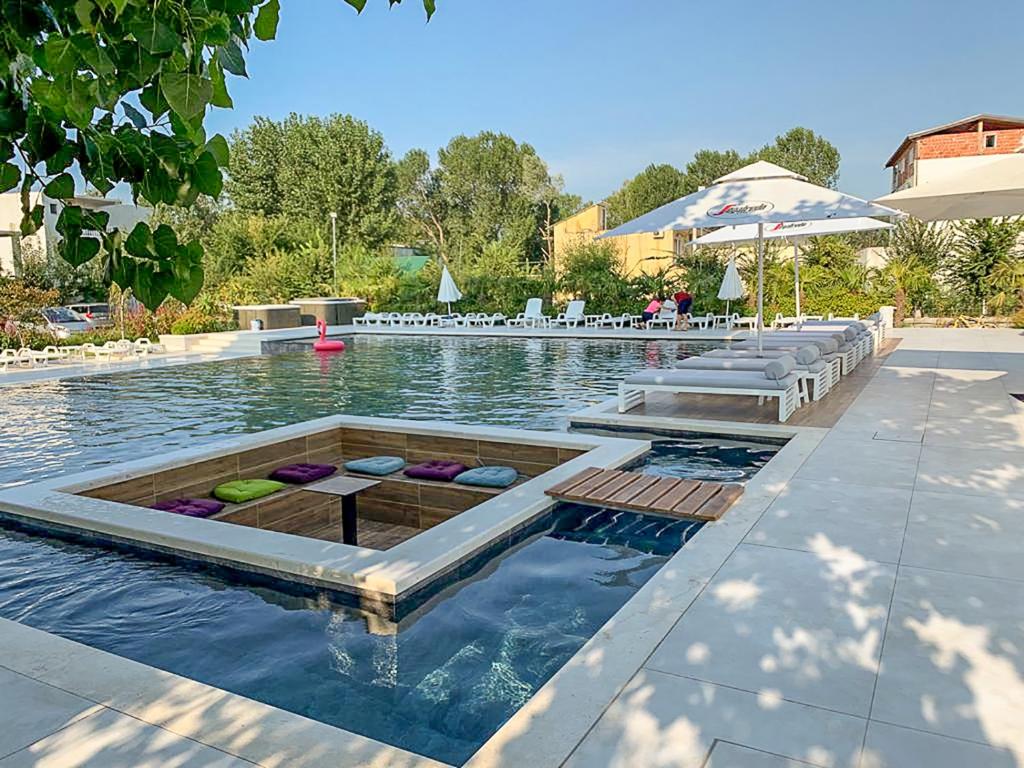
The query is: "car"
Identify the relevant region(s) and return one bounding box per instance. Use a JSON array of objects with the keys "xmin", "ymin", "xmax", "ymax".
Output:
[
  {"xmin": 40, "ymin": 307, "xmax": 95, "ymax": 339},
  {"xmin": 67, "ymin": 303, "xmax": 112, "ymax": 324}
]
